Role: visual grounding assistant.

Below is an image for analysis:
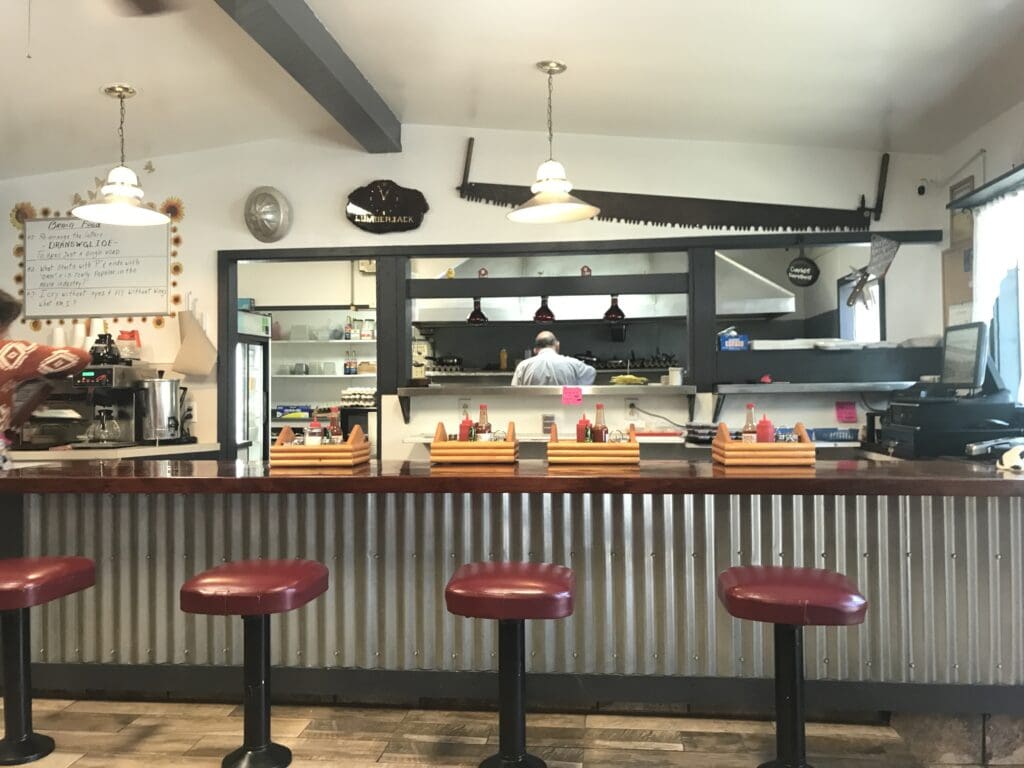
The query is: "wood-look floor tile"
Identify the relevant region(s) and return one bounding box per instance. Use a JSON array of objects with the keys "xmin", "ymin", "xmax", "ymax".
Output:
[
  {"xmin": 187, "ymin": 733, "xmax": 388, "ymax": 761},
  {"xmin": 65, "ymin": 700, "xmax": 235, "ymax": 717},
  {"xmin": 34, "ymin": 712, "xmax": 137, "ymax": 733},
  {"xmin": 301, "ymin": 717, "xmax": 404, "ymax": 740},
  {"xmin": 585, "ymin": 727, "xmax": 686, "ymax": 752},
  {"xmin": 585, "ymin": 746, "xmax": 756, "ymax": 768},
  {"xmin": 232, "ymin": 704, "xmax": 407, "ymax": 722},
  {"xmin": 41, "ymin": 728, "xmax": 202, "ymax": 755},
  {"xmin": 125, "ymin": 715, "xmax": 310, "ymax": 737},
  {"xmin": 70, "ymin": 755, "xmax": 222, "ymax": 768},
  {"xmin": 13, "ymin": 753, "xmax": 82, "ymax": 768},
  {"xmin": 380, "ymin": 739, "xmax": 494, "ymax": 765},
  {"xmin": 404, "ymin": 710, "xmax": 499, "ymax": 726},
  {"xmin": 586, "ymin": 714, "xmax": 774, "ymax": 735},
  {"xmin": 0, "ymin": 699, "xmax": 75, "ymax": 714},
  {"xmin": 396, "ymin": 720, "xmax": 493, "ymax": 744}
]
